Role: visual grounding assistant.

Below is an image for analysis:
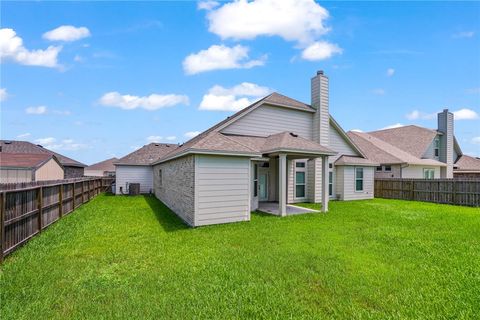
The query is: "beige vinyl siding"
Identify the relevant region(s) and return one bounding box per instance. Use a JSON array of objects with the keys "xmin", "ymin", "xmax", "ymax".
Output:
[
  {"xmin": 154, "ymin": 155, "xmax": 195, "ymax": 226},
  {"xmin": 374, "ymin": 164, "xmax": 402, "ymax": 179},
  {"xmin": 287, "ymin": 160, "xmax": 295, "ymax": 203},
  {"xmin": 329, "ymin": 123, "xmax": 359, "ymax": 162},
  {"xmin": 306, "ymin": 158, "xmax": 323, "ymax": 203},
  {"xmin": 402, "ymin": 165, "xmax": 441, "ymax": 179},
  {"xmin": 84, "ymin": 169, "xmax": 104, "ymax": 177},
  {"xmin": 336, "ymin": 166, "xmax": 374, "ymax": 200},
  {"xmin": 115, "ymin": 165, "xmax": 153, "ymax": 194},
  {"xmin": 311, "ymin": 74, "xmax": 329, "ymax": 145},
  {"xmin": 34, "ymin": 158, "xmax": 64, "ymax": 181},
  {"xmin": 0, "ymin": 169, "xmax": 32, "ymax": 183},
  {"xmin": 195, "ymin": 155, "xmax": 250, "ymax": 226},
  {"xmin": 221, "ymin": 105, "xmax": 313, "ymax": 139}
]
